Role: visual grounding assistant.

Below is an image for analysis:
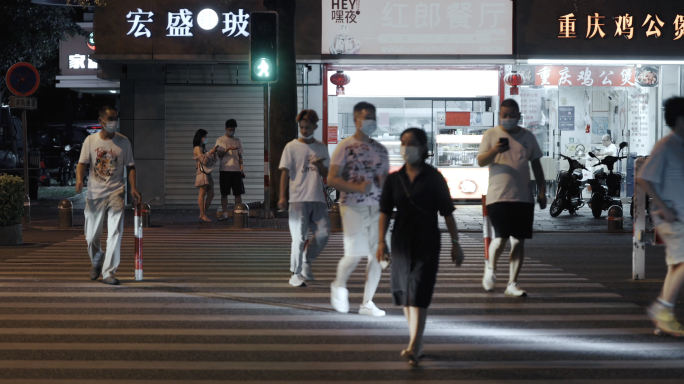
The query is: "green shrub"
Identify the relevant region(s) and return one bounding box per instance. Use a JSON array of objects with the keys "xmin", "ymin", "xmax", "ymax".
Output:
[{"xmin": 0, "ymin": 174, "xmax": 24, "ymax": 226}]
